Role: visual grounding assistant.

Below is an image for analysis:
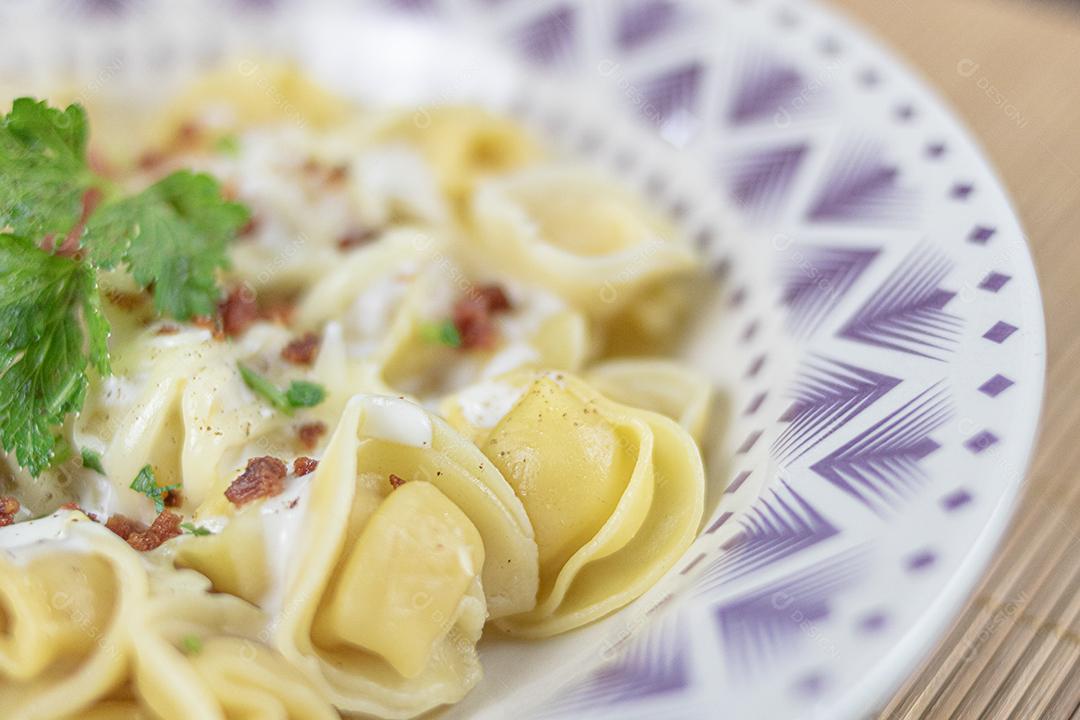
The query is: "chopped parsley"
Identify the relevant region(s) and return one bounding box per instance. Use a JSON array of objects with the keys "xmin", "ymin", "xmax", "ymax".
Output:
[
  {"xmin": 420, "ymin": 320, "xmax": 461, "ymax": 348},
  {"xmin": 285, "ymin": 380, "xmax": 326, "ymax": 409},
  {"xmin": 181, "ymin": 522, "xmax": 213, "ymax": 536},
  {"xmin": 181, "ymin": 634, "xmax": 203, "ymax": 654},
  {"xmin": 81, "ymin": 447, "xmax": 105, "ymax": 474},
  {"xmin": 214, "ymin": 134, "xmax": 240, "ymax": 156},
  {"xmin": 238, "ymin": 363, "xmax": 325, "ymax": 416},
  {"xmin": 0, "ymin": 98, "xmax": 250, "ymax": 476},
  {"xmin": 129, "ymin": 465, "xmax": 180, "ymax": 513}
]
